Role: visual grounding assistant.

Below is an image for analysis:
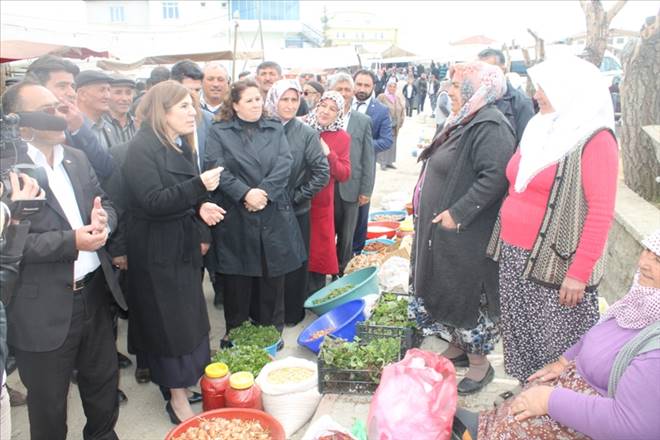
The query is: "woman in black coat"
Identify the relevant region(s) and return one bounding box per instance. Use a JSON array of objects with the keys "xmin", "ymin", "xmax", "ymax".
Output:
[
  {"xmin": 412, "ymin": 62, "xmax": 515, "ymax": 395},
  {"xmin": 264, "ymin": 79, "xmax": 330, "ymax": 326},
  {"xmin": 204, "ymin": 80, "xmax": 306, "ymax": 344},
  {"xmin": 123, "ymin": 81, "xmax": 224, "ymax": 423}
]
